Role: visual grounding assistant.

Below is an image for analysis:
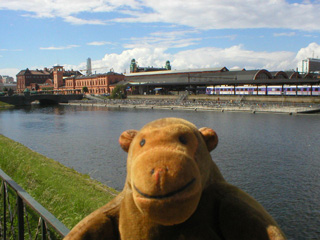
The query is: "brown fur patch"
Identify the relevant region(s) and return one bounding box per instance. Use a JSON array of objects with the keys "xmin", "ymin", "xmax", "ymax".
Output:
[{"xmin": 267, "ymin": 225, "xmax": 285, "ymax": 240}]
